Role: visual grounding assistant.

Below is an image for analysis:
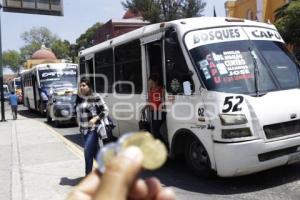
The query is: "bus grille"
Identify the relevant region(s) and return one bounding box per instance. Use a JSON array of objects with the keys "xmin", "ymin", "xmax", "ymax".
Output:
[{"xmin": 264, "ymin": 120, "xmax": 300, "ymax": 139}]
